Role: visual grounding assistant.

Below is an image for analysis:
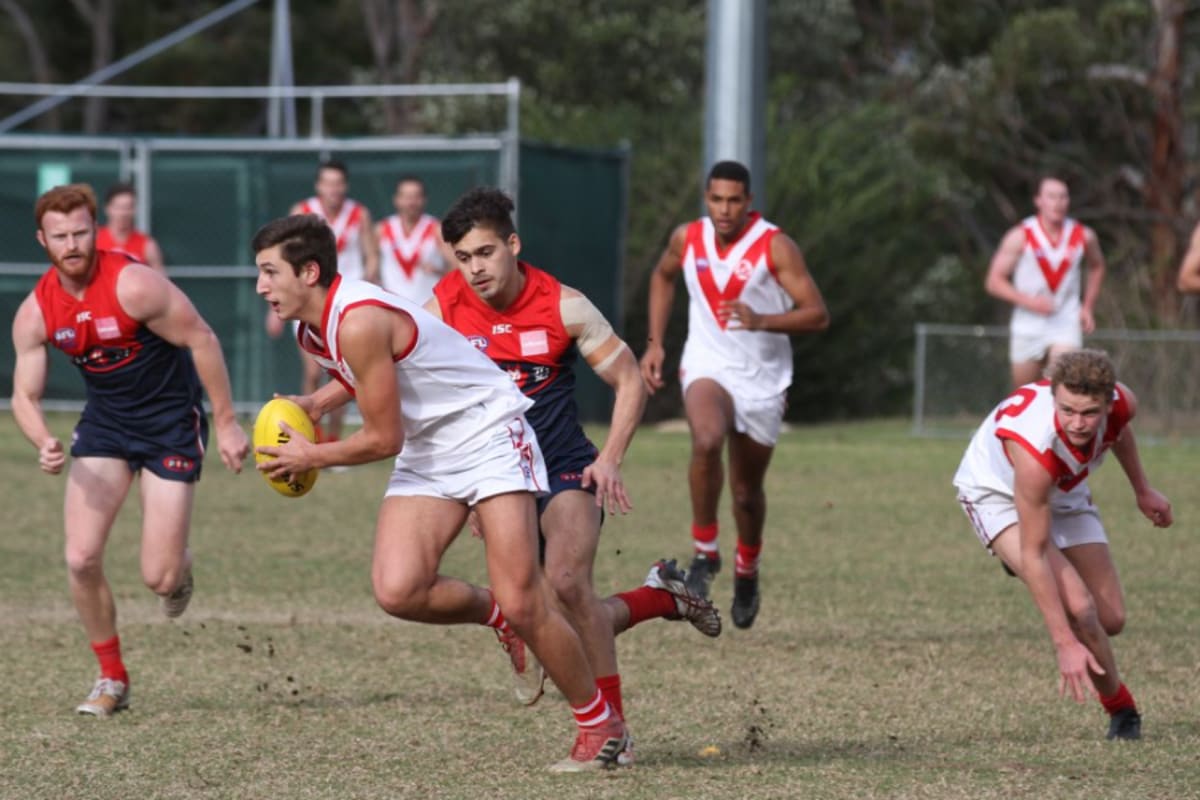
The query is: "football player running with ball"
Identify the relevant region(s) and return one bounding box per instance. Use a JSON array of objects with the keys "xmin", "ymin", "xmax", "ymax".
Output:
[
  {"xmin": 954, "ymin": 349, "xmax": 1171, "ymax": 740},
  {"xmin": 252, "ymin": 214, "xmax": 627, "ymax": 771},
  {"xmin": 11, "ymin": 184, "xmax": 248, "ymax": 717}
]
